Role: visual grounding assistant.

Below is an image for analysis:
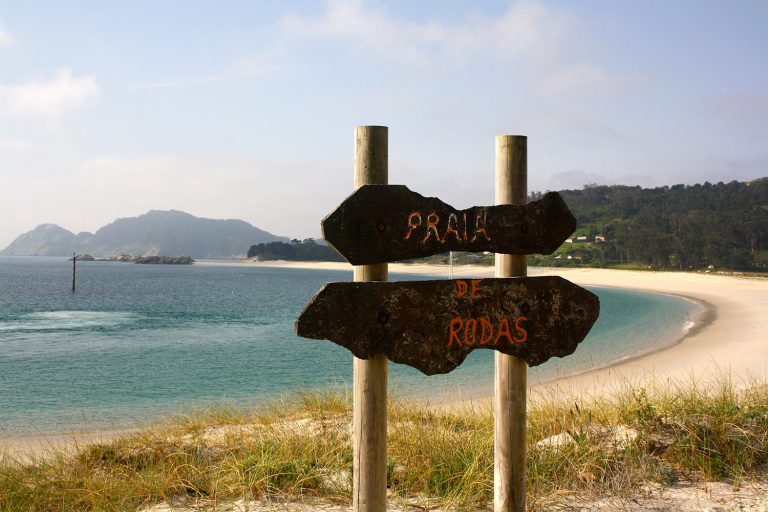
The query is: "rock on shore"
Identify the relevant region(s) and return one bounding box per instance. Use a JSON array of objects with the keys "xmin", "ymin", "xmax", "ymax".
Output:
[
  {"xmin": 133, "ymin": 256, "xmax": 194, "ymax": 265},
  {"xmin": 109, "ymin": 255, "xmax": 194, "ymax": 264}
]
